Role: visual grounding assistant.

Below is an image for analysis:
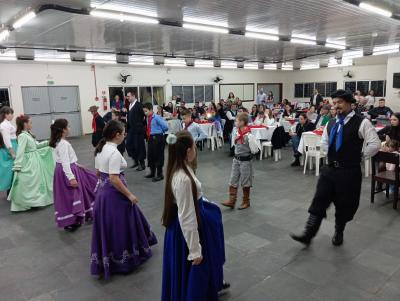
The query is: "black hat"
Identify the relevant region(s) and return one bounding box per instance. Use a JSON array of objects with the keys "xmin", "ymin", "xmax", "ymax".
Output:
[{"xmin": 331, "ymin": 89, "xmax": 356, "ymax": 103}]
